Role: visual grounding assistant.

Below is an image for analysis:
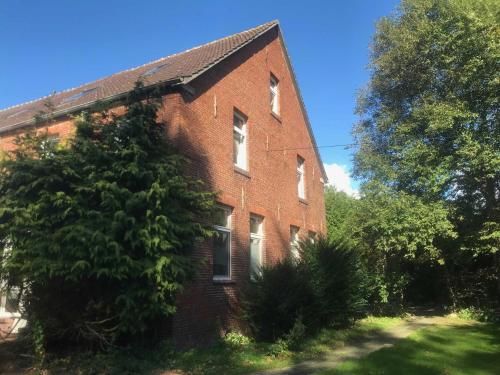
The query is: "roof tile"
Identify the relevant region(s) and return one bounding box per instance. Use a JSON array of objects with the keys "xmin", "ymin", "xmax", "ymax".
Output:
[{"xmin": 0, "ymin": 21, "xmax": 278, "ymax": 132}]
